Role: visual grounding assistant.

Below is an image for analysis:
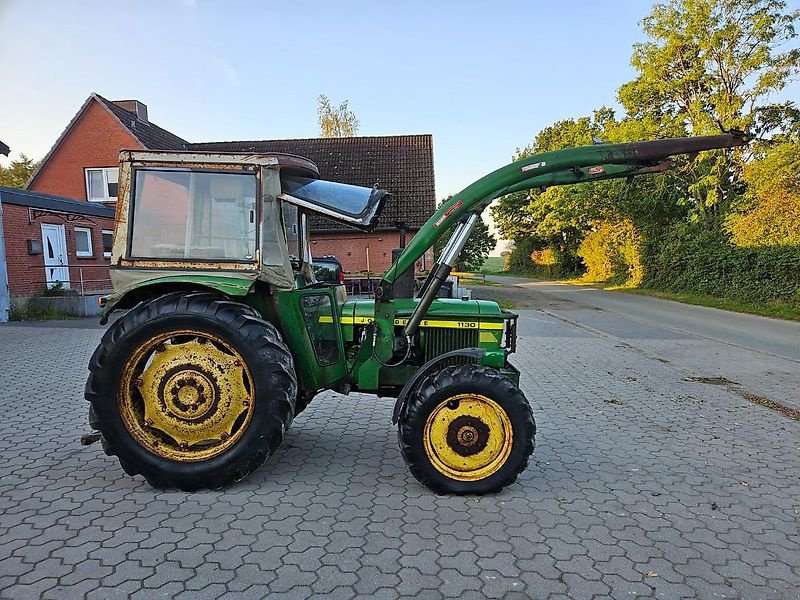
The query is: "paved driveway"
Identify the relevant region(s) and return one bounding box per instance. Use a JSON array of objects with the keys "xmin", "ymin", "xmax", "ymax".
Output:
[{"xmin": 0, "ymin": 308, "xmax": 798, "ymax": 599}]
